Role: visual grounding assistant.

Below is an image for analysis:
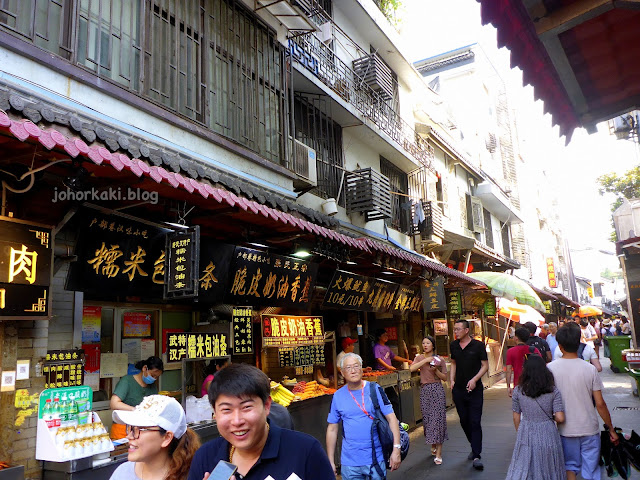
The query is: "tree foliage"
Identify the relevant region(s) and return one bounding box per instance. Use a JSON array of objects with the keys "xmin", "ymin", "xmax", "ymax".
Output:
[{"xmin": 597, "ymin": 167, "xmax": 640, "ymax": 241}]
